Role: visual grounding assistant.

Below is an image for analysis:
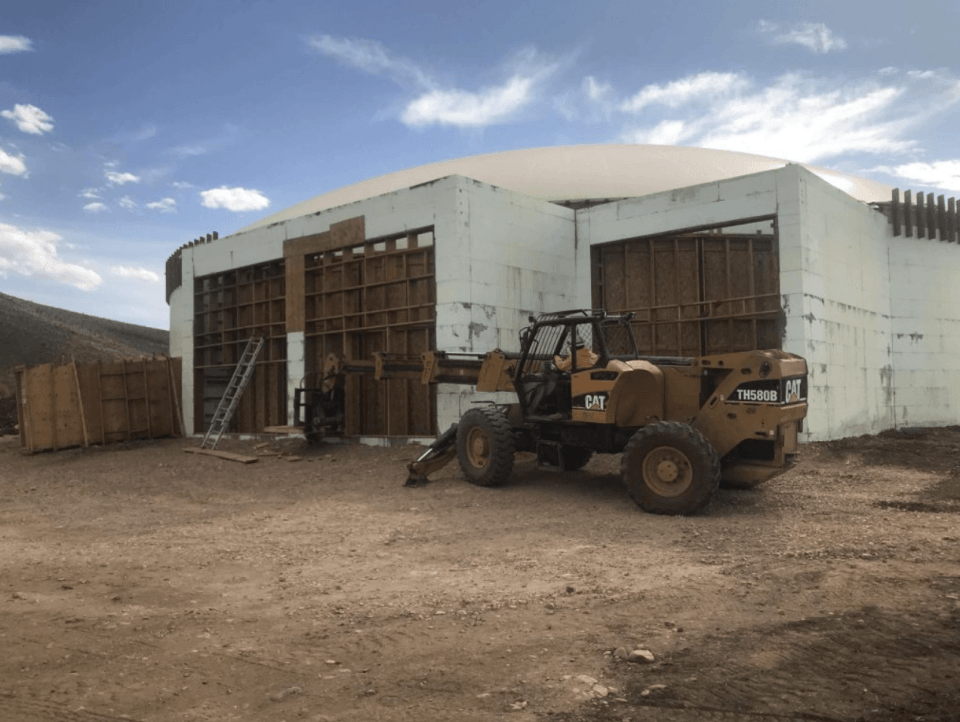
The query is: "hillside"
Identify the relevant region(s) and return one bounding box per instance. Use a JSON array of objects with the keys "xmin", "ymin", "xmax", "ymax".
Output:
[{"xmin": 0, "ymin": 291, "xmax": 170, "ymax": 433}]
